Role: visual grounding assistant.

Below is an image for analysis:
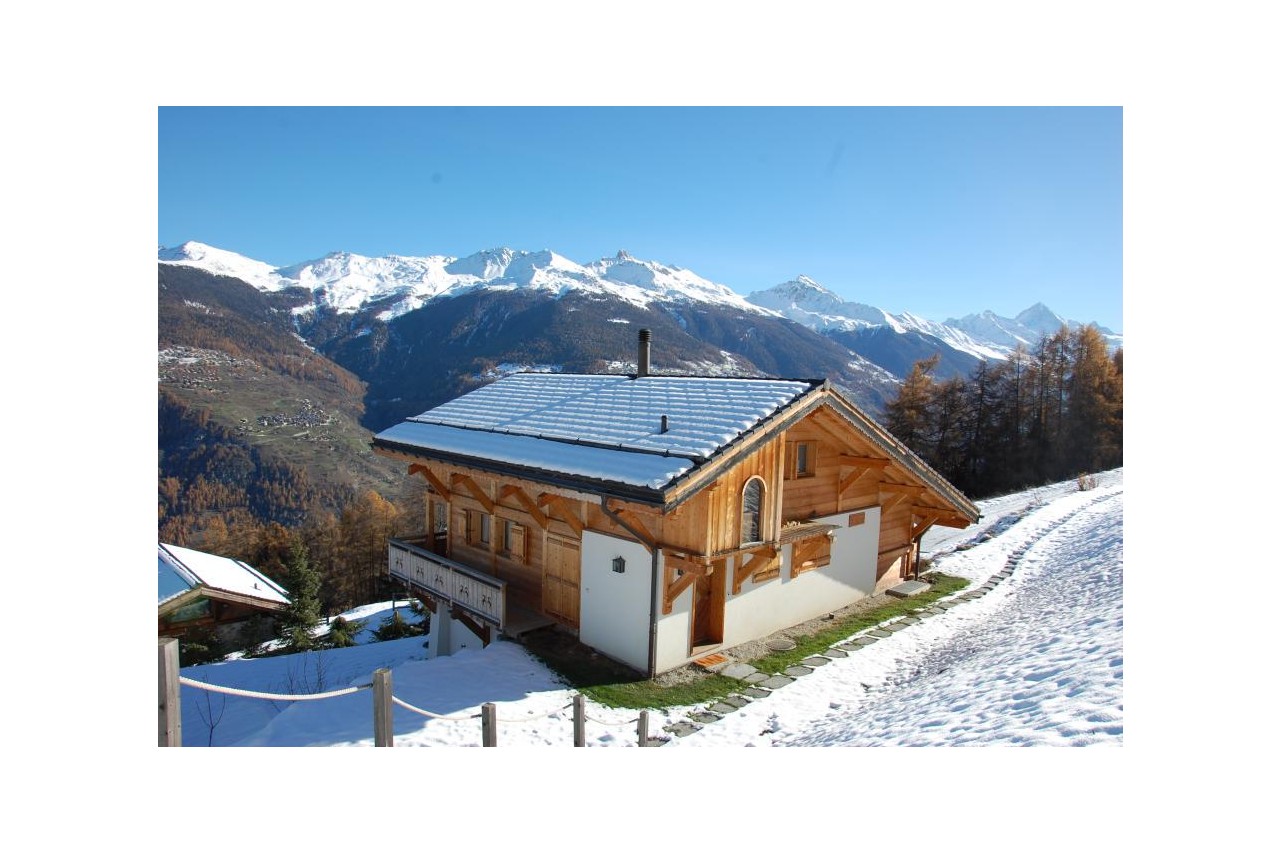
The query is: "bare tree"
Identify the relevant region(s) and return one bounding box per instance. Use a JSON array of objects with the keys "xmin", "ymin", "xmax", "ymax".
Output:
[{"xmin": 191, "ymin": 687, "xmax": 228, "ymax": 747}]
